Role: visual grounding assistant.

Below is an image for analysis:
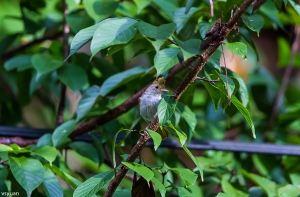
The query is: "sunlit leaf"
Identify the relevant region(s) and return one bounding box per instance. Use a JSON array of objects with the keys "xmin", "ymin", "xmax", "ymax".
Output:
[
  {"xmin": 147, "ymin": 129, "xmax": 162, "ymax": 151},
  {"xmin": 91, "ymin": 17, "xmax": 138, "ymax": 57},
  {"xmin": 122, "ymin": 162, "xmax": 154, "ymax": 182},
  {"xmin": 154, "ymin": 47, "xmax": 180, "ymax": 75},
  {"xmin": 158, "ymin": 95, "xmax": 177, "ymax": 125}
]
